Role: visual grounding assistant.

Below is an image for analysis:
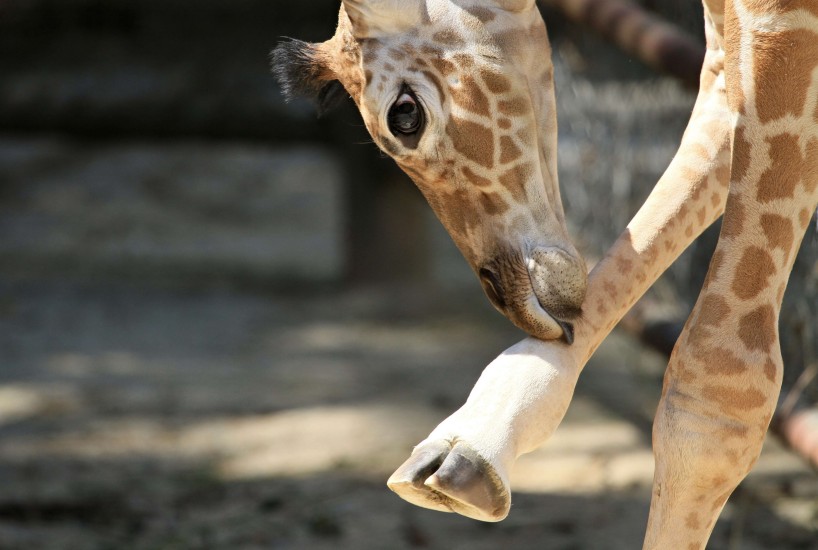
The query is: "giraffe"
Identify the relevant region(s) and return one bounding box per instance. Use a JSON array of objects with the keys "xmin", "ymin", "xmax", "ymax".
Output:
[
  {"xmin": 272, "ymin": 1, "xmax": 818, "ymax": 548},
  {"xmin": 273, "ymin": 0, "xmax": 587, "ymax": 343}
]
